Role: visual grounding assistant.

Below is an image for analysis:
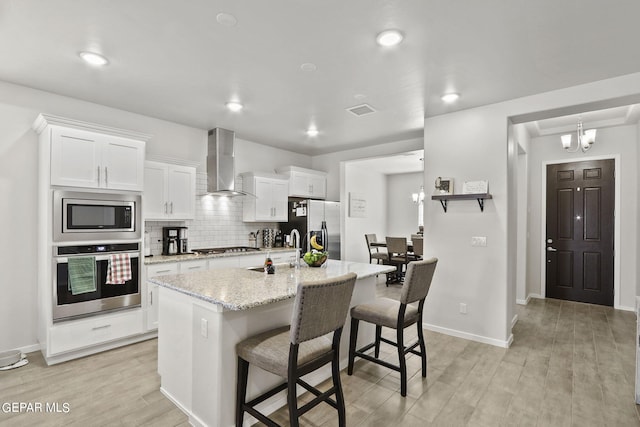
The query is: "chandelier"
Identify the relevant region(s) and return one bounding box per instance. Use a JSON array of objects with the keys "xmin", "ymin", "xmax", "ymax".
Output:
[
  {"xmin": 561, "ymin": 119, "xmax": 596, "ymax": 153},
  {"xmin": 412, "ymin": 185, "xmax": 425, "ymax": 204}
]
